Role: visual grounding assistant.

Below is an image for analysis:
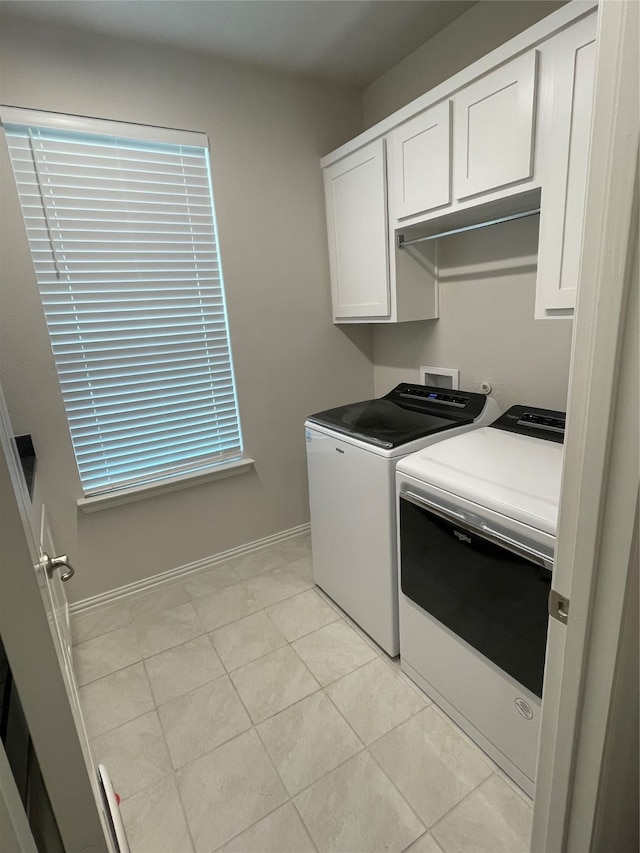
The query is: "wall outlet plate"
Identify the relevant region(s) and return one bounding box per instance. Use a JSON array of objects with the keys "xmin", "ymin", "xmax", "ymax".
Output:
[{"xmin": 419, "ymin": 366, "xmax": 459, "ymax": 390}]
